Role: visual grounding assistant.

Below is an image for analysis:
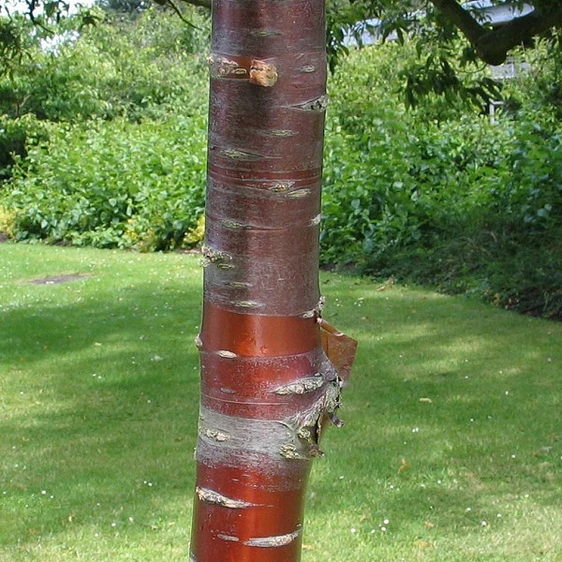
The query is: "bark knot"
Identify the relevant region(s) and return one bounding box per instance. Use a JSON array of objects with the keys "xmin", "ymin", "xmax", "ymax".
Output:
[
  {"xmin": 280, "ymin": 357, "xmax": 344, "ymax": 459},
  {"xmin": 249, "ymin": 59, "xmax": 278, "ymax": 87},
  {"xmin": 201, "ymin": 245, "xmax": 233, "ymax": 269}
]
